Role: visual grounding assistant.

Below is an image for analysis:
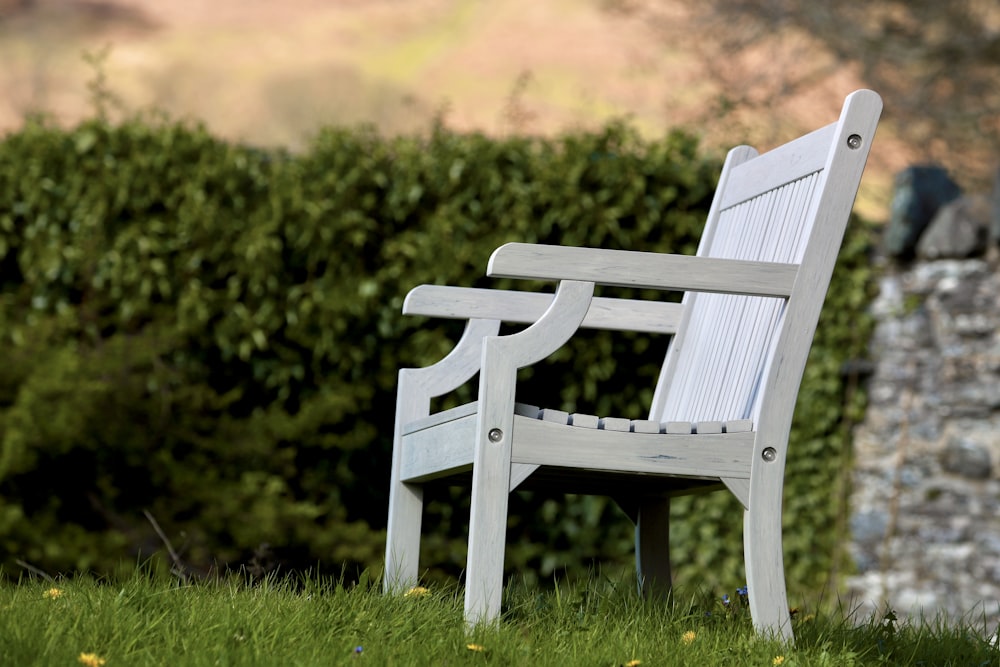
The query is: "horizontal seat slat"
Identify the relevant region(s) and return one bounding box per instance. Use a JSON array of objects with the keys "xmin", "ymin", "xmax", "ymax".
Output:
[
  {"xmin": 515, "ymin": 403, "xmax": 541, "ymax": 419},
  {"xmin": 724, "ymin": 419, "xmax": 753, "ymax": 433},
  {"xmin": 696, "ymin": 421, "xmax": 723, "ymax": 434},
  {"xmin": 664, "ymin": 421, "xmax": 694, "ymax": 434},
  {"xmin": 599, "ymin": 417, "xmax": 630, "ymax": 432},
  {"xmin": 630, "ymin": 419, "xmax": 661, "ymax": 434},
  {"xmin": 403, "ymin": 401, "xmax": 754, "ymax": 437},
  {"xmin": 539, "ymin": 408, "xmax": 570, "ymax": 424},
  {"xmin": 570, "ymin": 413, "xmax": 600, "ymax": 429}
]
